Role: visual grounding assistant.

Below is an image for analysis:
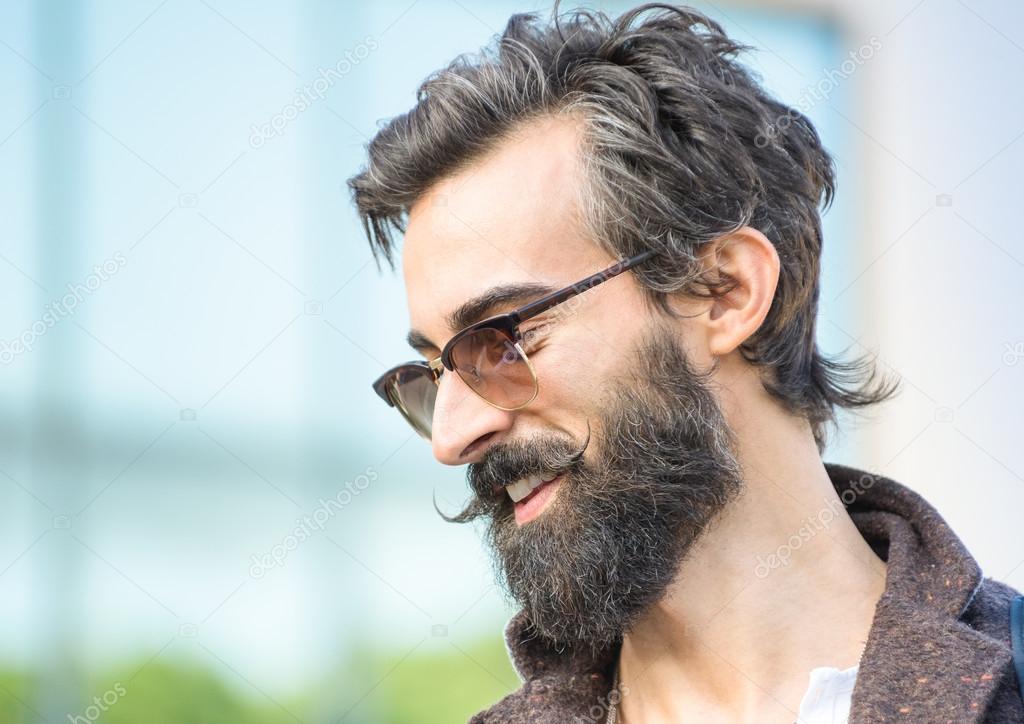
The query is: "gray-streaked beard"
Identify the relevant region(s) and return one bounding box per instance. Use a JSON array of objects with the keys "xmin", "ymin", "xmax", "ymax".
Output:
[{"xmin": 450, "ymin": 328, "xmax": 745, "ymax": 653}]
